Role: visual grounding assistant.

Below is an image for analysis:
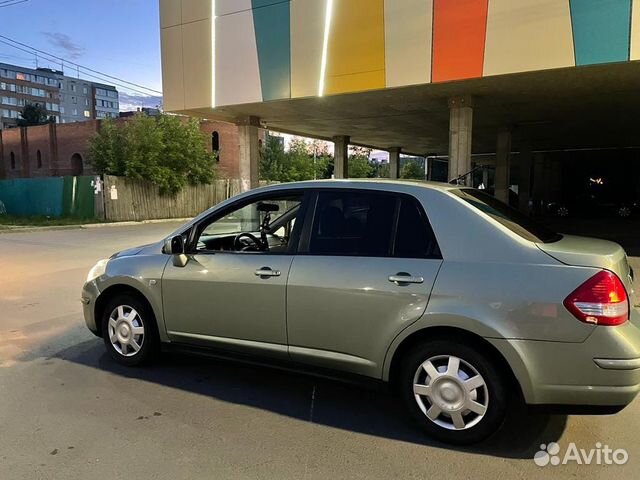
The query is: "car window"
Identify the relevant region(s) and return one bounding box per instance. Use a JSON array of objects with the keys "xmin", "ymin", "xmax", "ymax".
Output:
[
  {"xmin": 394, "ymin": 198, "xmax": 441, "ymax": 259},
  {"xmin": 308, "ymin": 191, "xmax": 396, "ymax": 257},
  {"xmin": 452, "ymin": 188, "xmax": 562, "ymax": 243},
  {"xmin": 196, "ymin": 195, "xmax": 303, "ymax": 253}
]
